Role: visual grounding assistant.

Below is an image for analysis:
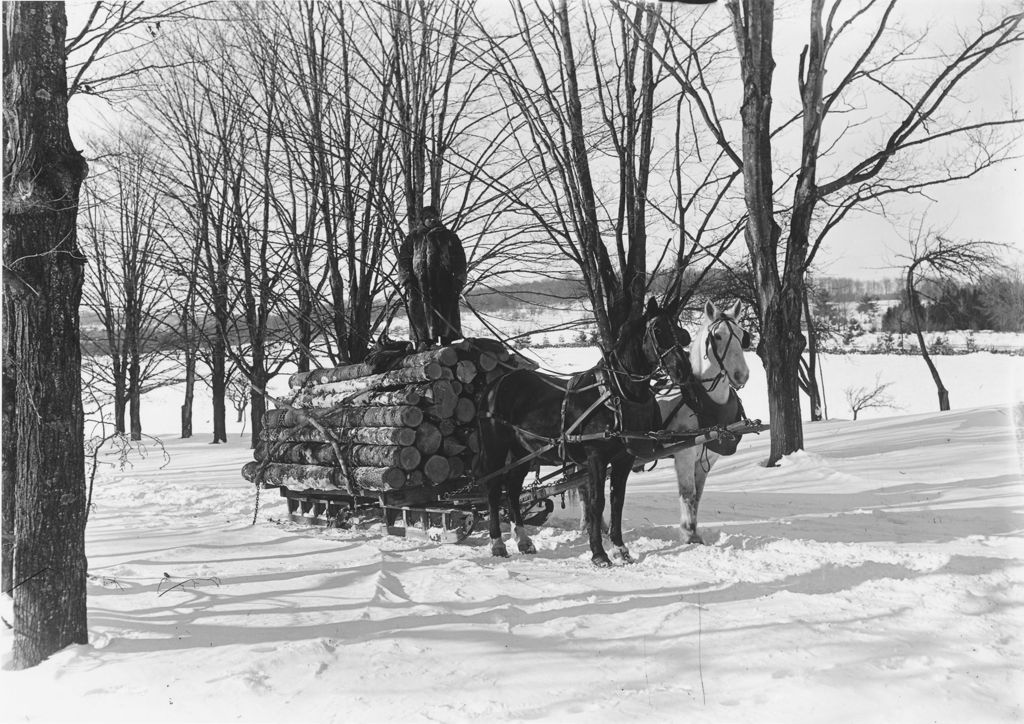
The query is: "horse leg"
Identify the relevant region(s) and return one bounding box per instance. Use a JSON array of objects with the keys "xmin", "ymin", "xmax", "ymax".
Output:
[
  {"xmin": 505, "ymin": 465, "xmax": 536, "ymax": 554},
  {"xmin": 476, "ymin": 427, "xmax": 510, "ymax": 557},
  {"xmin": 691, "ymin": 447, "xmax": 717, "ymax": 541},
  {"xmin": 584, "ymin": 452, "xmax": 612, "ymax": 567},
  {"xmin": 672, "ymin": 446, "xmax": 706, "ymax": 545},
  {"xmin": 487, "ymin": 478, "xmax": 509, "ymax": 557},
  {"xmin": 608, "ymin": 455, "xmax": 634, "ymax": 564}
]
